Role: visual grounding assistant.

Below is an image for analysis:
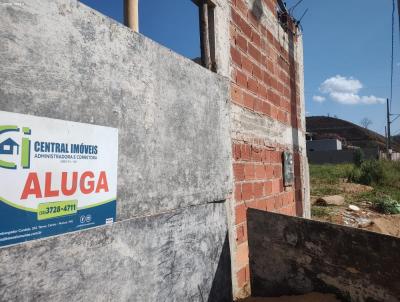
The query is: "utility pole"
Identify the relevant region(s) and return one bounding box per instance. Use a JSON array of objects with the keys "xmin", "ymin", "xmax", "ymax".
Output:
[
  {"xmin": 124, "ymin": 0, "xmax": 139, "ymax": 32},
  {"xmin": 387, "ymin": 98, "xmax": 392, "ymax": 159},
  {"xmin": 199, "ymin": 0, "xmax": 211, "ymax": 69},
  {"xmin": 398, "ymin": 0, "xmax": 400, "ymax": 37}
]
